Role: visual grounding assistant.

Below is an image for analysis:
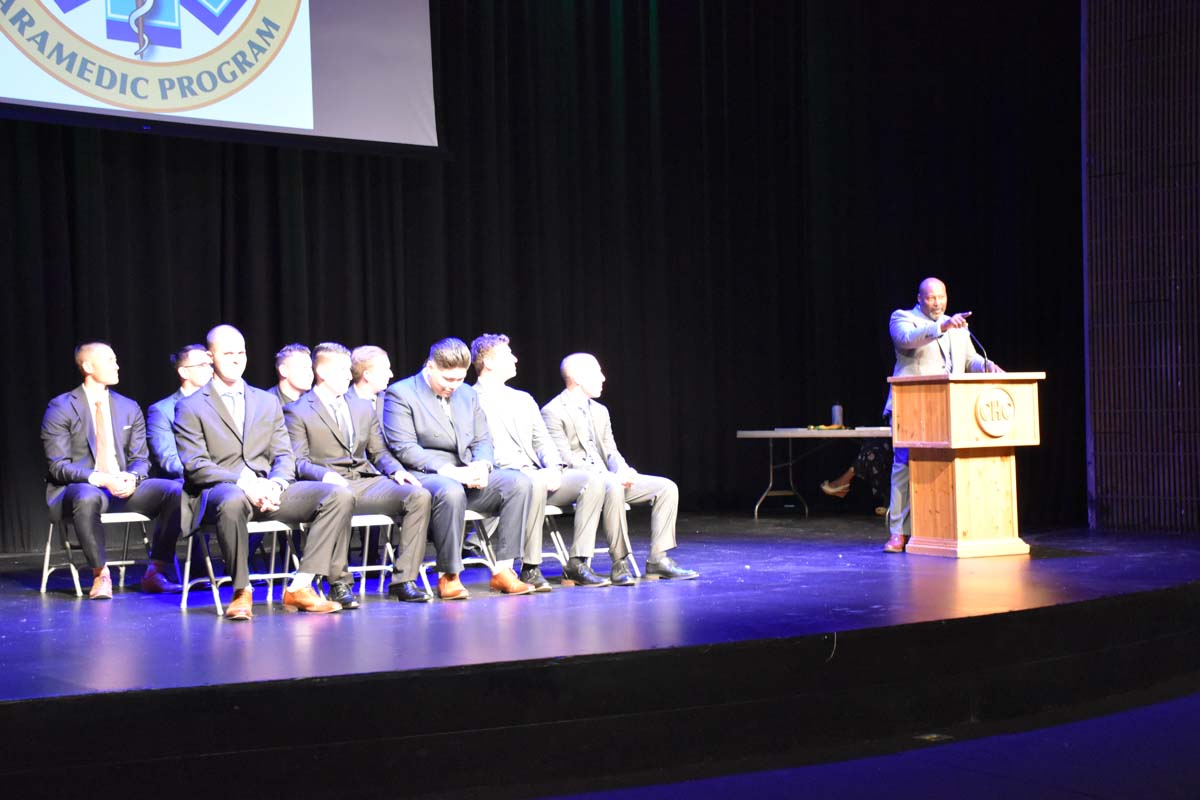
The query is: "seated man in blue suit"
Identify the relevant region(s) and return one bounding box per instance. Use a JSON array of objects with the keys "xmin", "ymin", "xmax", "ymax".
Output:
[
  {"xmin": 382, "ymin": 337, "xmax": 535, "ymax": 600},
  {"xmin": 41, "ymin": 342, "xmax": 183, "ymax": 598},
  {"xmin": 147, "ymin": 343, "xmax": 213, "ymax": 479}
]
